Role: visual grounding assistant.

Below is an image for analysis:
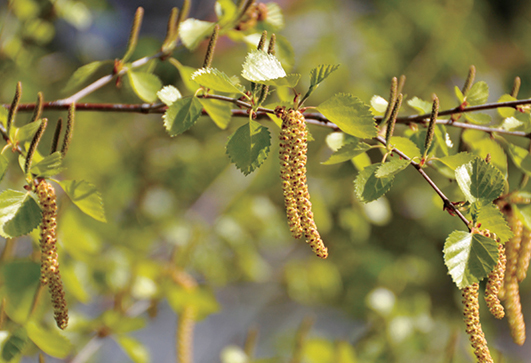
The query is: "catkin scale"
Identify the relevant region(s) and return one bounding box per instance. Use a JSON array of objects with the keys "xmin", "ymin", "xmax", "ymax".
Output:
[
  {"xmin": 279, "ymin": 109, "xmax": 328, "ymax": 258},
  {"xmin": 462, "ymin": 283, "xmax": 493, "ymax": 363},
  {"xmin": 37, "ymin": 180, "xmax": 68, "ymax": 330}
]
